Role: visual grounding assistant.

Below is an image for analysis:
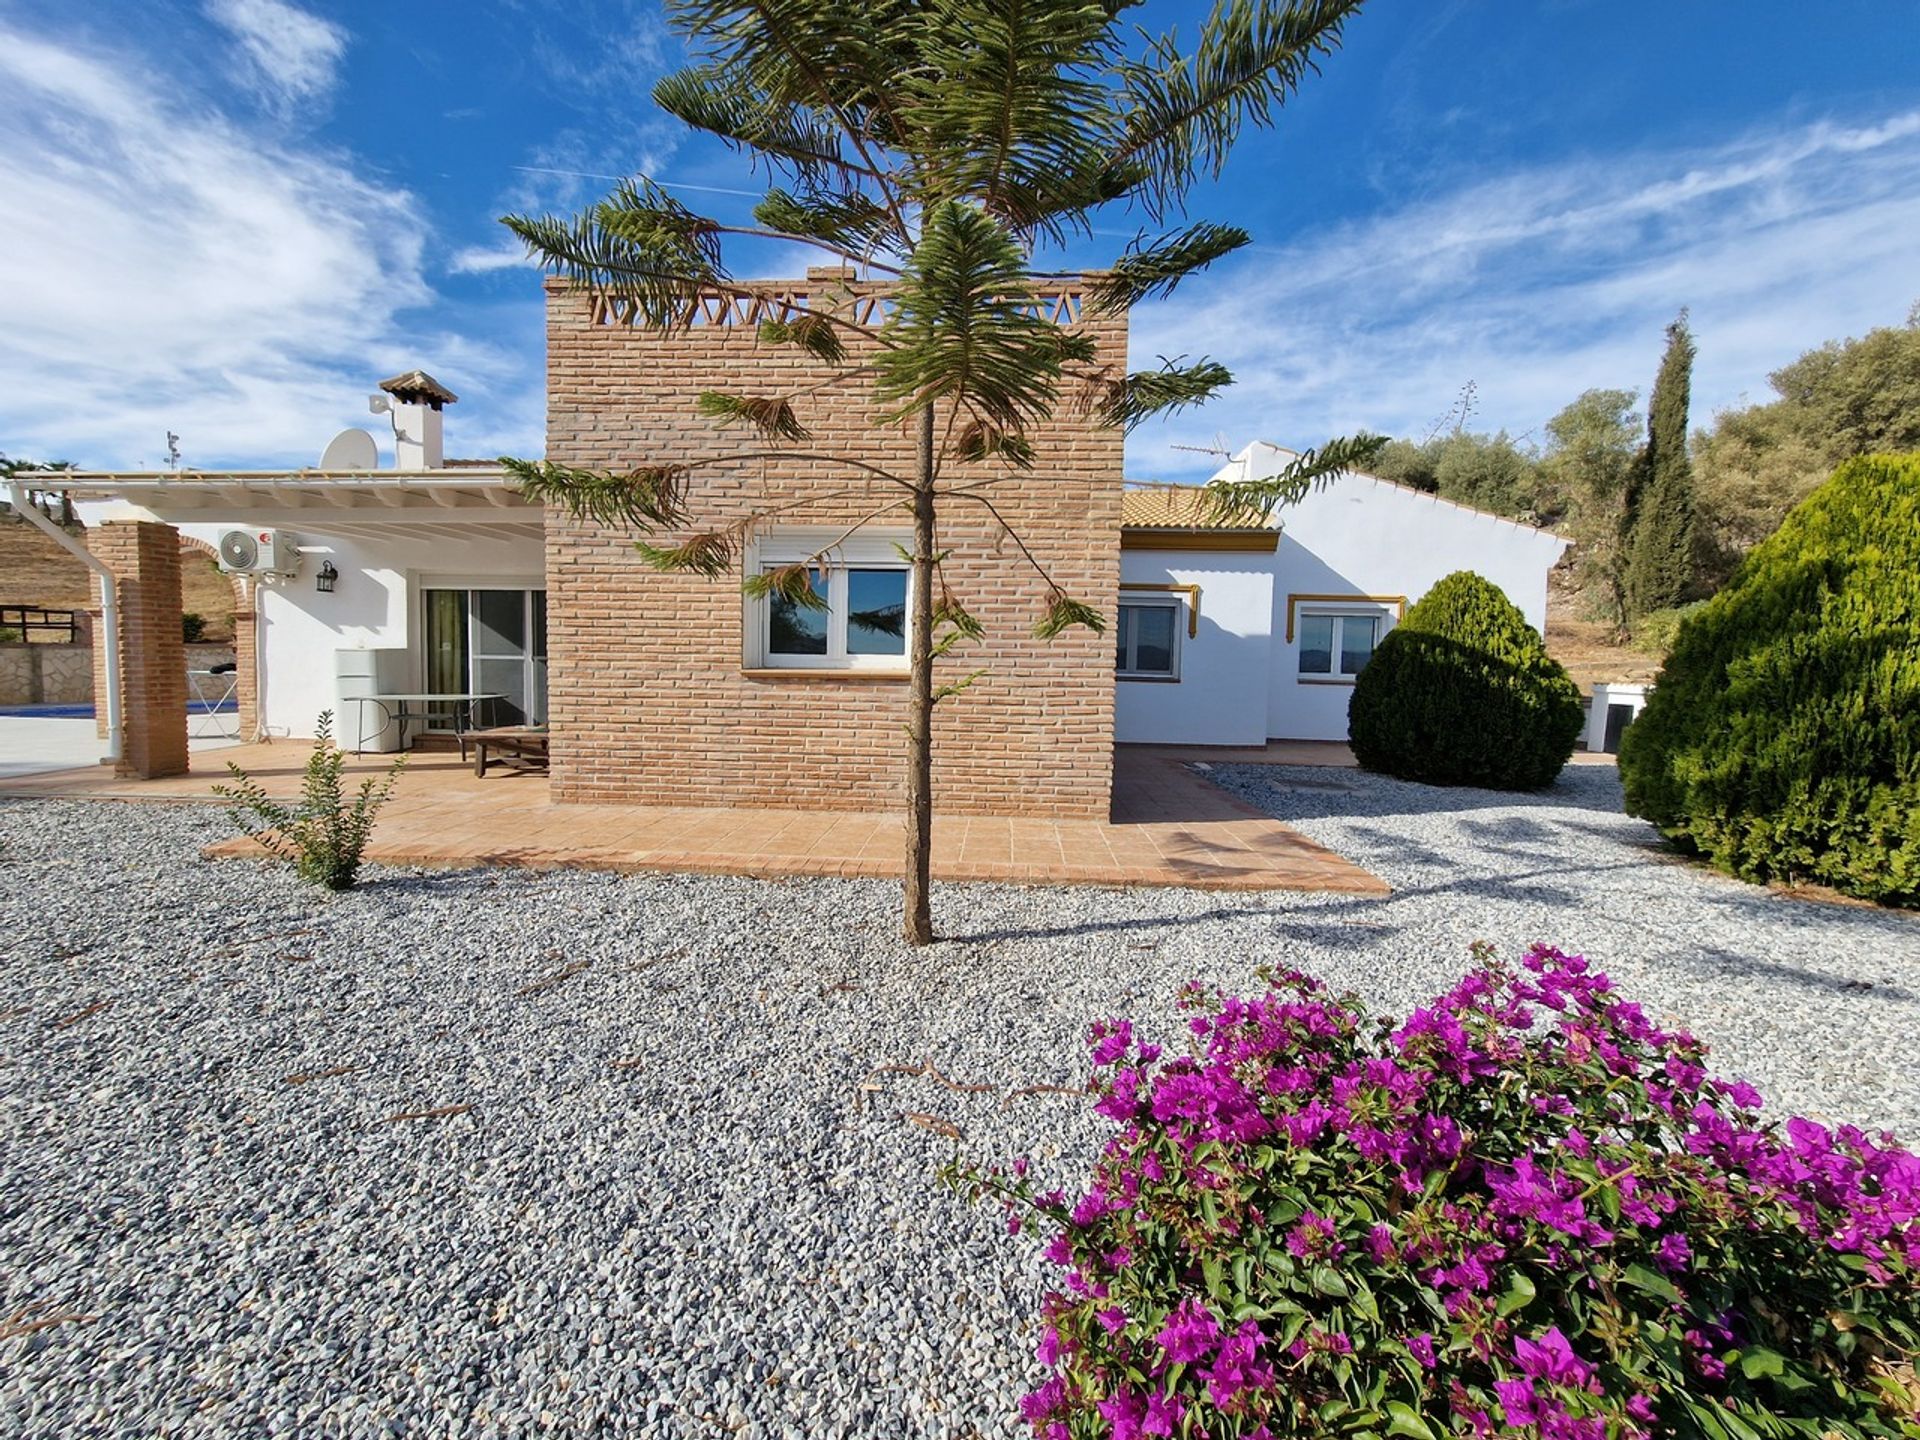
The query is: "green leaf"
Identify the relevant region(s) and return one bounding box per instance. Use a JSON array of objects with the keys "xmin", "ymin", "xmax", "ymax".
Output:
[
  {"xmin": 1496, "ymin": 1272, "xmax": 1537, "ymax": 1318},
  {"xmin": 1385, "ymin": 1402, "xmax": 1439, "ymax": 1440},
  {"xmin": 1621, "ymin": 1263, "xmax": 1682, "ymax": 1305},
  {"xmin": 1310, "ymin": 1265, "xmax": 1349, "ymax": 1298},
  {"xmin": 1739, "ymin": 1347, "xmax": 1786, "ymax": 1381}
]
